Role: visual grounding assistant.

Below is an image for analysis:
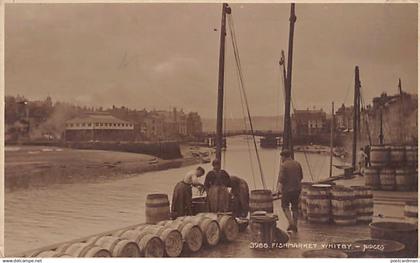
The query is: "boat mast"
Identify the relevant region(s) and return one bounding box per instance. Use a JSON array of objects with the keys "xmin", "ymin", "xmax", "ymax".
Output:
[
  {"xmin": 215, "ymin": 3, "xmax": 231, "ymax": 162},
  {"xmin": 398, "ymin": 78, "xmax": 404, "ymax": 143},
  {"xmin": 329, "ymin": 102, "xmax": 334, "ymax": 178},
  {"xmin": 282, "ymin": 3, "xmax": 296, "ymax": 158},
  {"xmin": 379, "ymin": 107, "xmax": 384, "ymax": 145},
  {"xmin": 352, "ymin": 66, "xmax": 361, "ymax": 170}
]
